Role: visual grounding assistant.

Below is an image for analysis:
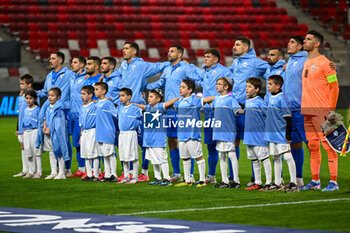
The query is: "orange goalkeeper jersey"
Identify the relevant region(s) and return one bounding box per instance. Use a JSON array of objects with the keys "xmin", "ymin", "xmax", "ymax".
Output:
[{"xmin": 301, "ymin": 55, "xmax": 338, "ymax": 116}]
